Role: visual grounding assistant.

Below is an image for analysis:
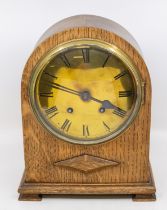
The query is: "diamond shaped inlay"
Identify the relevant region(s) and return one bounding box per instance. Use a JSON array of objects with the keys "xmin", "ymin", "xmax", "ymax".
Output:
[{"xmin": 54, "ymin": 154, "xmax": 119, "ymax": 173}]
